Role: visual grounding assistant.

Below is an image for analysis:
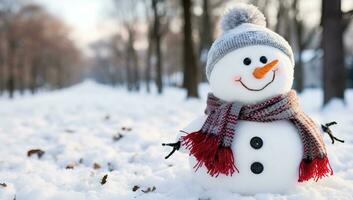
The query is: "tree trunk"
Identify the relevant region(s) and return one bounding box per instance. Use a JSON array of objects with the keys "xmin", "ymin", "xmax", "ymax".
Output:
[
  {"xmin": 126, "ymin": 49, "xmax": 133, "ymax": 91},
  {"xmin": 7, "ymin": 75, "xmax": 14, "ymax": 98},
  {"xmin": 145, "ymin": 25, "xmax": 153, "ymax": 93},
  {"xmin": 57, "ymin": 62, "xmax": 64, "ymax": 89},
  {"xmin": 322, "ymin": 0, "xmax": 345, "ymax": 104},
  {"xmin": 182, "ymin": 0, "xmax": 199, "ymax": 98},
  {"xmin": 0, "ymin": 42, "xmax": 5, "ymax": 96},
  {"xmin": 294, "ymin": 48, "xmax": 304, "ymax": 92},
  {"xmin": 125, "ymin": 29, "xmax": 135, "ymax": 91},
  {"xmin": 30, "ymin": 59, "xmax": 38, "ymax": 94},
  {"xmin": 7, "ymin": 58, "xmax": 15, "ymax": 98},
  {"xmin": 7, "ymin": 40, "xmax": 17, "ymax": 98},
  {"xmin": 292, "ymin": 0, "xmax": 304, "ymax": 93},
  {"xmin": 132, "ymin": 46, "xmax": 140, "ymax": 91},
  {"xmin": 198, "ymin": 0, "xmax": 213, "ymax": 82},
  {"xmin": 126, "ymin": 28, "xmax": 140, "ymax": 92},
  {"xmin": 152, "ymin": 0, "xmax": 163, "ymax": 94},
  {"xmin": 0, "ymin": 64, "xmax": 3, "ymax": 95}
]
